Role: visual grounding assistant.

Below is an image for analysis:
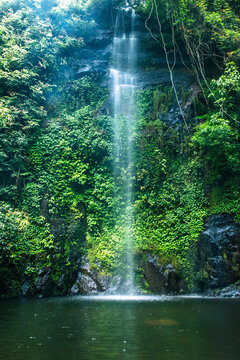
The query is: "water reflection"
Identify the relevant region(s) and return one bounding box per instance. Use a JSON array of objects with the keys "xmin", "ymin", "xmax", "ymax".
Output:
[{"xmin": 0, "ymin": 297, "xmax": 239, "ymax": 360}]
